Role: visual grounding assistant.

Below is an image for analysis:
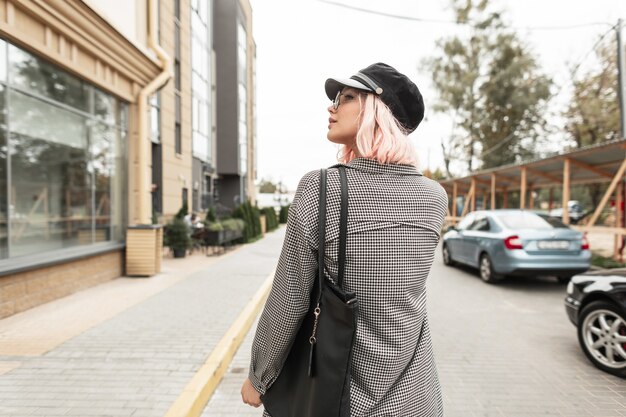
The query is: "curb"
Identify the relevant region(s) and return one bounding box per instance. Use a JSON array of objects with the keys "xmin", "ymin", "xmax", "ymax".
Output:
[{"xmin": 164, "ymin": 269, "xmax": 275, "ymax": 417}]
